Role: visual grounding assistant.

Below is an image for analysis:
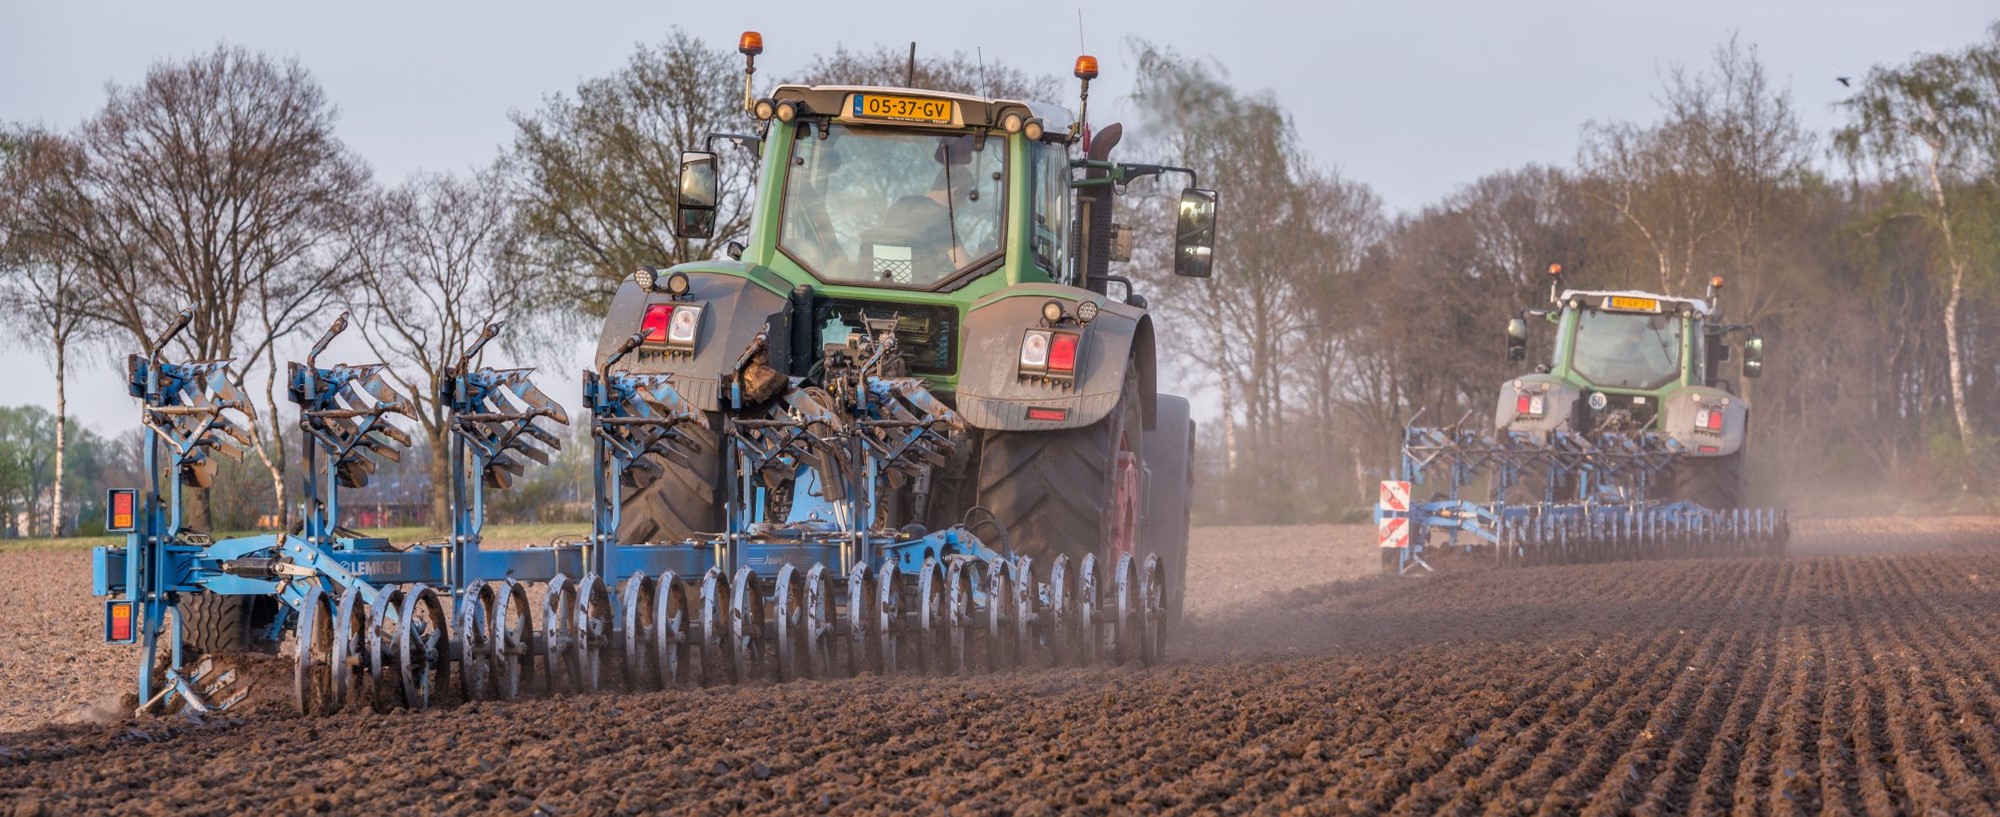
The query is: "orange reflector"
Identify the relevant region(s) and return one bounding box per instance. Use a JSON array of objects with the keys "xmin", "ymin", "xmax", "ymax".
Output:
[
  {"xmin": 106, "ymin": 488, "xmax": 136, "ymax": 532},
  {"xmin": 739, "ymin": 31, "xmax": 764, "ymax": 56},
  {"xmin": 1027, "ymin": 407, "xmax": 1068, "ymax": 422},
  {"xmin": 105, "ymin": 601, "xmax": 135, "ymax": 643},
  {"xmin": 1074, "ymin": 55, "xmax": 1099, "ymax": 80}
]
